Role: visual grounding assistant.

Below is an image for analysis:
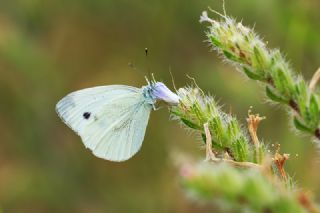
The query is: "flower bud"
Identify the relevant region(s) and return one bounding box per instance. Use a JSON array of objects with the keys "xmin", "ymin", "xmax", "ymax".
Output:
[{"xmin": 152, "ymin": 82, "xmax": 180, "ymax": 105}]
